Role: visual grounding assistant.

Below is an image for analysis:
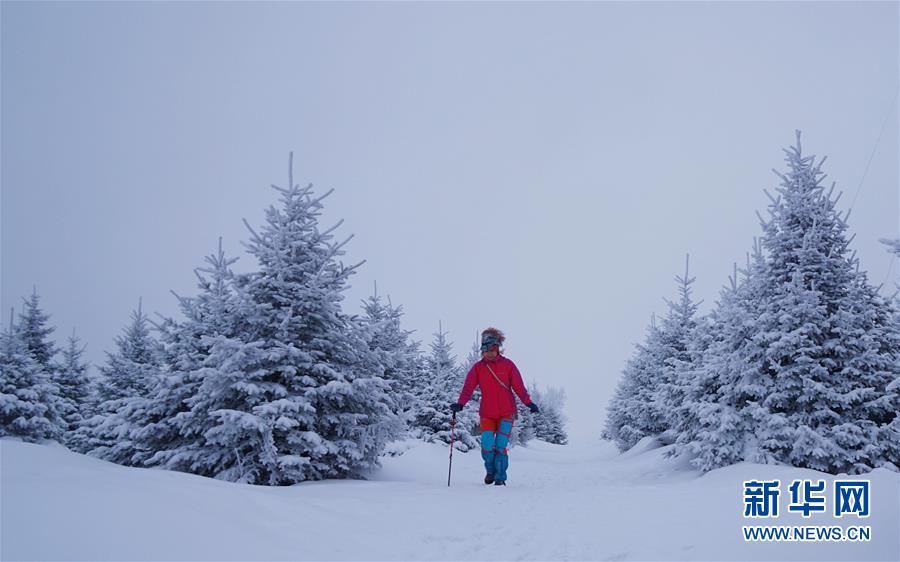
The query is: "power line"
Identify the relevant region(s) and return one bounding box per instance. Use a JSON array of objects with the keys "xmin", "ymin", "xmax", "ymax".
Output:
[
  {"xmin": 848, "ymin": 88, "xmax": 899, "ymax": 211},
  {"xmin": 881, "ymin": 253, "xmax": 897, "ymax": 289}
]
